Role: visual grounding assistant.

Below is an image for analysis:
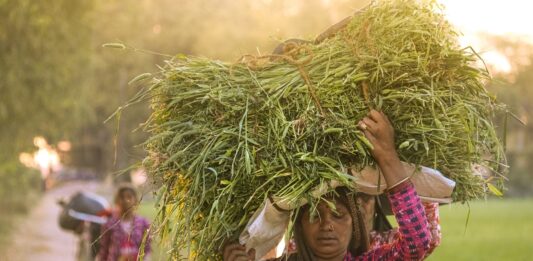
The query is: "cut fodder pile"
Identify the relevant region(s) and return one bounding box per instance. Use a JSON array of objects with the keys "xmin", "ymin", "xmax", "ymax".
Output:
[{"xmin": 132, "ymin": 0, "xmax": 507, "ymax": 259}]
